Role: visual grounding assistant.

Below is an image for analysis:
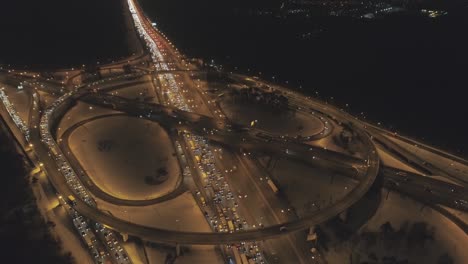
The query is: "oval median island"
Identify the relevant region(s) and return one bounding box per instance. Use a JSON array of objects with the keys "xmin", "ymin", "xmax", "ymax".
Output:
[{"xmin": 67, "ymin": 115, "xmax": 181, "ymax": 200}]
